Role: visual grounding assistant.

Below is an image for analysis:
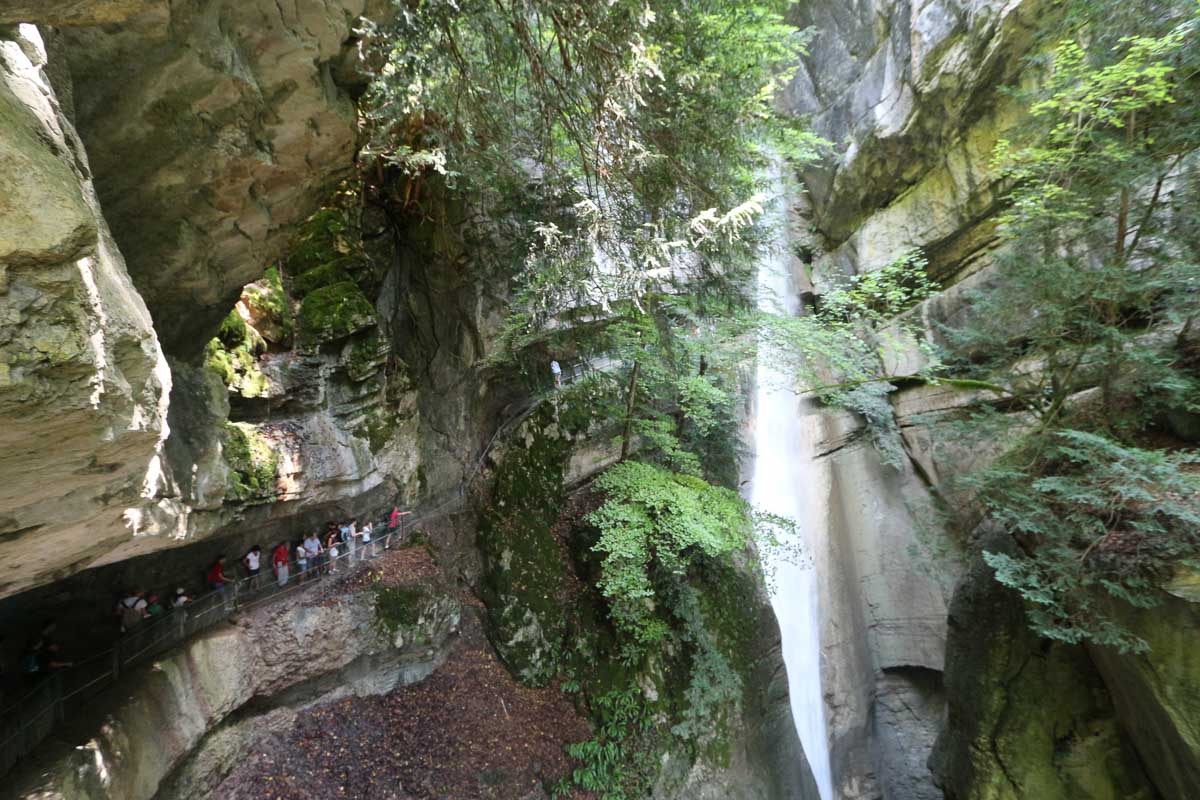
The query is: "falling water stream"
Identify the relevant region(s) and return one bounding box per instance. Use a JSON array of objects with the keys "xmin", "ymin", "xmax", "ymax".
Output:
[{"xmin": 749, "ymin": 178, "xmax": 834, "ymax": 800}]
